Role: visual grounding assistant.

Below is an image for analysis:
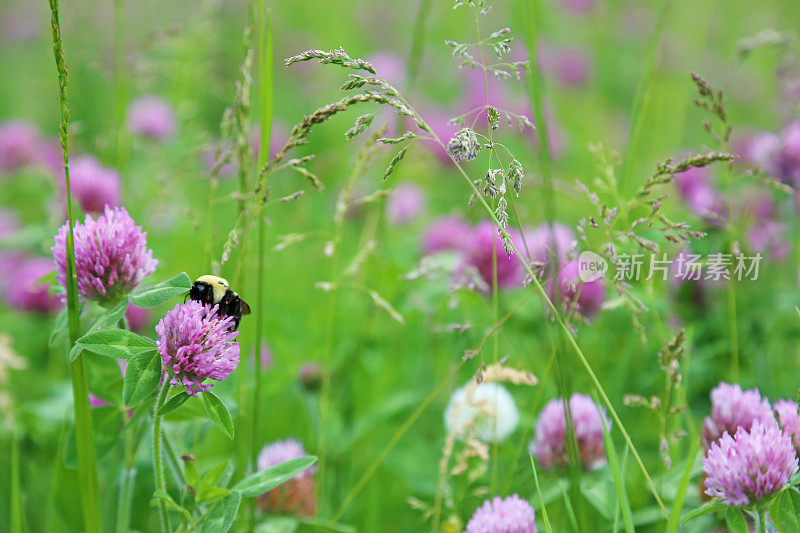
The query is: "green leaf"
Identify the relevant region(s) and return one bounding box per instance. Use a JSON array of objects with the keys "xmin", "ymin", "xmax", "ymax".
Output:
[
  {"xmin": 198, "ymin": 486, "xmax": 230, "ymax": 503},
  {"xmin": 232, "ymin": 456, "xmax": 317, "ymax": 497},
  {"xmin": 680, "ymin": 501, "xmax": 727, "ymax": 526},
  {"xmin": 185, "ymin": 459, "xmax": 201, "ymax": 488},
  {"xmin": 75, "ymin": 328, "xmax": 156, "ymax": 361},
  {"xmin": 157, "ymin": 391, "xmax": 190, "ymax": 416},
  {"xmin": 130, "ymin": 272, "xmax": 192, "ymax": 308},
  {"xmin": 152, "ymin": 489, "xmax": 193, "ymax": 521},
  {"xmin": 198, "ymin": 491, "xmax": 240, "ymax": 533},
  {"xmin": 200, "ymin": 460, "xmax": 230, "ymax": 493},
  {"xmin": 69, "ymin": 299, "xmax": 130, "ymax": 361},
  {"xmin": 202, "ymin": 391, "xmax": 234, "ymax": 440},
  {"xmin": 667, "ymin": 442, "xmax": 700, "ymax": 533},
  {"xmin": 595, "ymin": 387, "xmax": 634, "ymax": 533},
  {"xmin": 296, "ymin": 516, "xmax": 355, "ymax": 533},
  {"xmin": 726, "ymin": 508, "xmax": 748, "ymax": 533},
  {"xmin": 771, "ymin": 488, "xmax": 800, "ymax": 532},
  {"xmin": 122, "ymin": 351, "xmax": 161, "ymax": 407}
]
